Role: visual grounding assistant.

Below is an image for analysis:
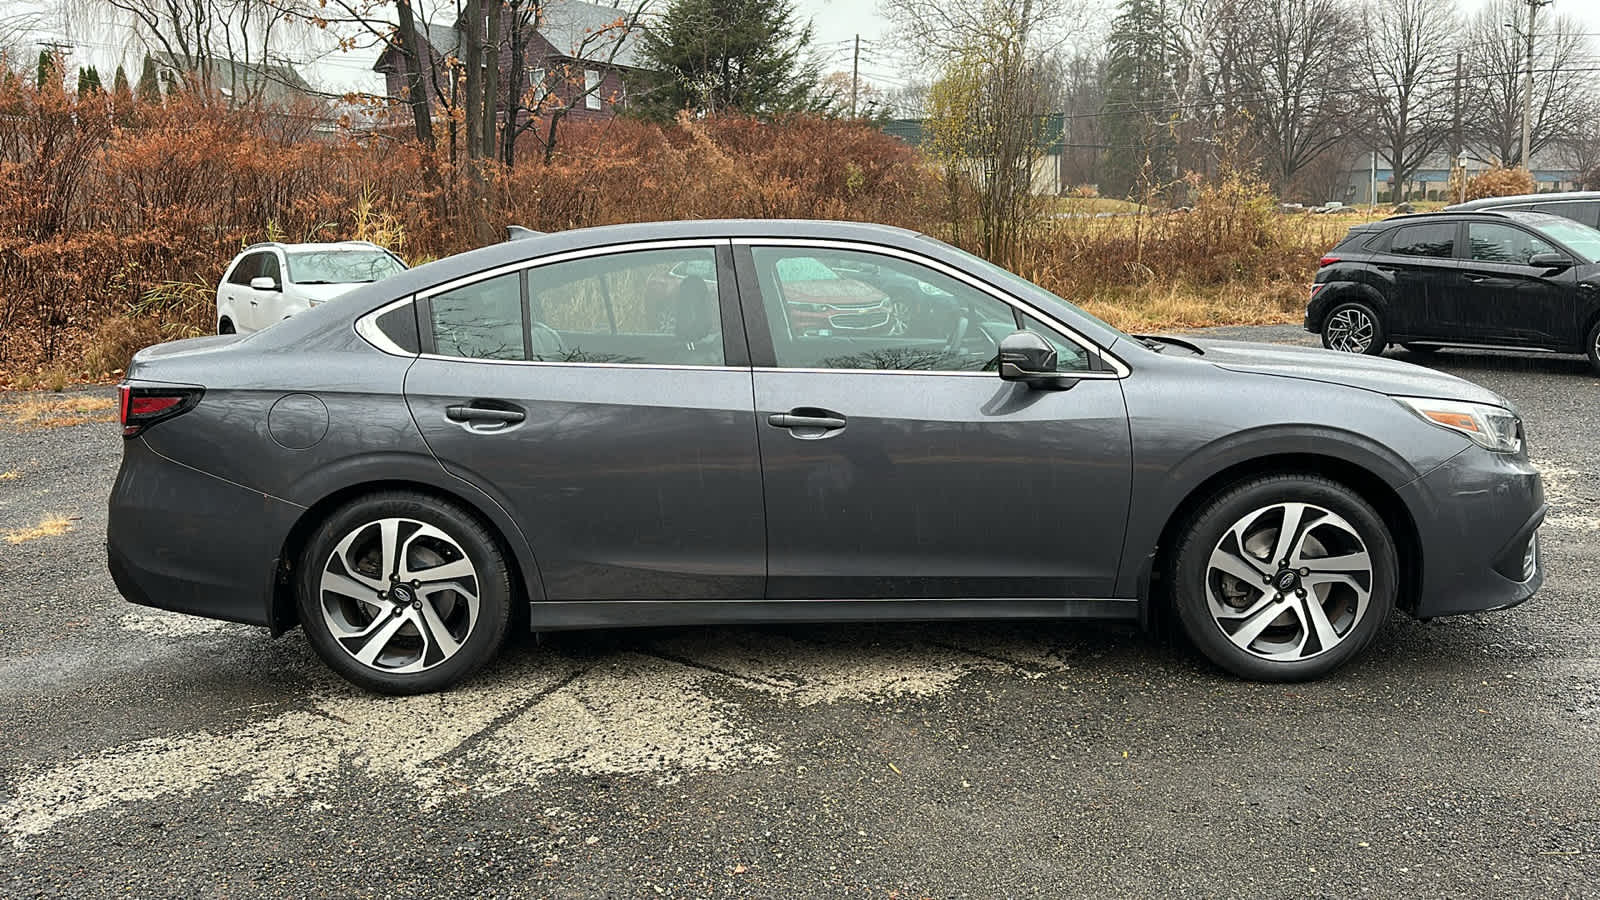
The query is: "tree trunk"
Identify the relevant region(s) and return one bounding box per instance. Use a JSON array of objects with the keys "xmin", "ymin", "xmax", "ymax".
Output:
[
  {"xmin": 482, "ymin": 1, "xmax": 502, "ymax": 159},
  {"xmin": 503, "ymin": 1, "xmax": 524, "ymax": 166},
  {"xmin": 463, "ymin": 0, "xmax": 484, "ymax": 159},
  {"xmin": 395, "ymin": 0, "xmax": 434, "ymax": 147}
]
